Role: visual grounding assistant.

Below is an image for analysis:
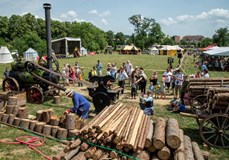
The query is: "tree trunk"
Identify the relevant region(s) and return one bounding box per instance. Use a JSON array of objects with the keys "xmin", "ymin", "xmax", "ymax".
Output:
[
  {"xmin": 42, "ymin": 110, "xmax": 51, "ymax": 123},
  {"xmin": 13, "ymin": 117, "xmax": 21, "ymax": 126},
  {"xmin": 66, "ymin": 113, "xmax": 76, "ymax": 130},
  {"xmin": 57, "ymin": 128, "xmax": 68, "ymax": 139},
  {"xmin": 157, "ymin": 146, "xmax": 171, "ymax": 160},
  {"xmin": 8, "ymin": 114, "xmax": 15, "ymax": 125},
  {"xmin": 35, "ymin": 122, "xmax": 45, "ymax": 133},
  {"xmin": 0, "ymin": 112, "xmax": 4, "ymax": 121},
  {"xmin": 69, "ymin": 138, "xmax": 81, "ymax": 149},
  {"xmin": 19, "ymin": 119, "xmax": 31, "ymax": 129},
  {"xmin": 166, "ymin": 118, "xmax": 181, "ymax": 149},
  {"xmin": 12, "ymin": 106, "xmax": 19, "ymax": 115},
  {"xmin": 92, "ymin": 149, "xmax": 103, "ymax": 160},
  {"xmin": 145, "ymin": 120, "xmax": 154, "ymax": 148},
  {"xmin": 71, "ymin": 152, "xmax": 86, "ymax": 160},
  {"xmin": 42, "ymin": 124, "xmax": 52, "ymax": 136},
  {"xmin": 51, "ymin": 126, "xmax": 60, "ymax": 137},
  {"xmin": 52, "ymin": 151, "xmax": 65, "ymax": 160},
  {"xmin": 134, "ymin": 150, "xmax": 151, "ymax": 160},
  {"xmin": 8, "ymin": 96, "xmax": 17, "ymax": 105},
  {"xmin": 36, "ymin": 110, "xmax": 43, "ymax": 121},
  {"xmin": 174, "ymin": 129, "xmax": 185, "ymax": 160},
  {"xmin": 80, "ymin": 142, "xmax": 89, "ymax": 151},
  {"xmin": 50, "ymin": 116, "xmax": 60, "ymax": 126},
  {"xmin": 184, "ymin": 135, "xmax": 194, "ymax": 160},
  {"xmin": 17, "ymin": 107, "xmax": 28, "ymax": 118},
  {"xmin": 110, "ymin": 150, "xmax": 118, "ymax": 159},
  {"xmin": 68, "ymin": 129, "xmax": 79, "ymax": 138},
  {"xmin": 29, "ymin": 120, "xmax": 38, "ymax": 131},
  {"xmin": 6, "ymin": 105, "xmax": 16, "ymax": 114},
  {"xmin": 54, "ymin": 96, "xmax": 61, "ymax": 104},
  {"xmin": 84, "ymin": 146, "xmax": 97, "ymax": 158},
  {"xmin": 62, "ymin": 146, "xmax": 80, "ymax": 160},
  {"xmin": 1, "ymin": 114, "xmax": 9, "ymax": 123},
  {"xmin": 153, "ymin": 117, "xmax": 166, "ymax": 149},
  {"xmin": 192, "ymin": 142, "xmax": 205, "ymax": 160},
  {"xmin": 148, "ymin": 145, "xmax": 156, "ymax": 152}
]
